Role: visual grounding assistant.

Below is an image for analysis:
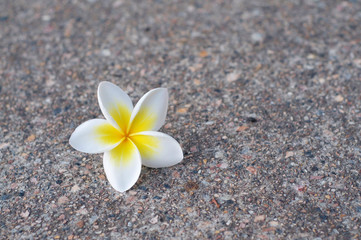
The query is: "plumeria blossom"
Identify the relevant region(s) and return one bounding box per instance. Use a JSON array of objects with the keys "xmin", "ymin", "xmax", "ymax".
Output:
[{"xmin": 69, "ymin": 81, "xmax": 183, "ymax": 192}]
